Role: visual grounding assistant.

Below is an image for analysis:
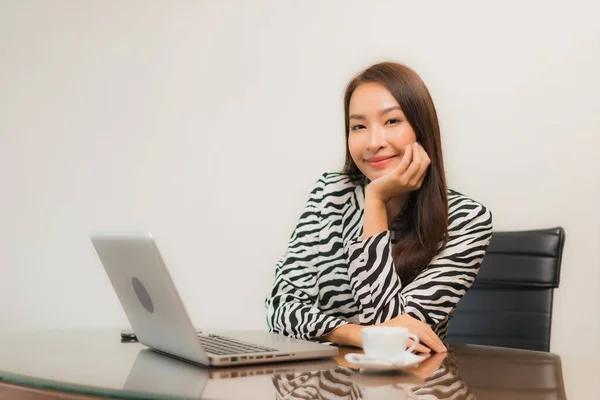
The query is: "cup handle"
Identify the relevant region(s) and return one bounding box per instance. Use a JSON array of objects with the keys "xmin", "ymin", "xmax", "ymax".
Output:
[{"xmin": 406, "ymin": 333, "xmax": 420, "ymax": 353}]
